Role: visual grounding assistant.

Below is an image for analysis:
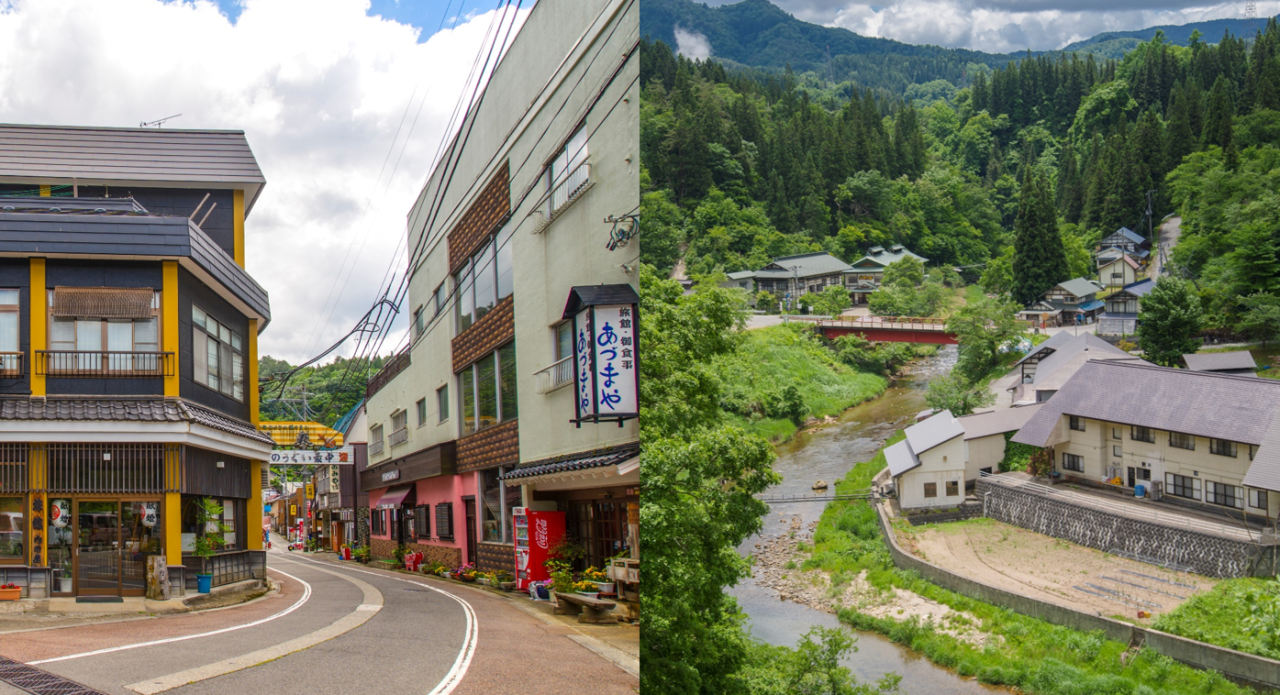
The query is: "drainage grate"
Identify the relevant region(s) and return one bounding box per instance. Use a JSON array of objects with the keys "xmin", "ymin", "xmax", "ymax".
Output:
[{"xmin": 0, "ymin": 656, "xmax": 108, "ymax": 695}]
